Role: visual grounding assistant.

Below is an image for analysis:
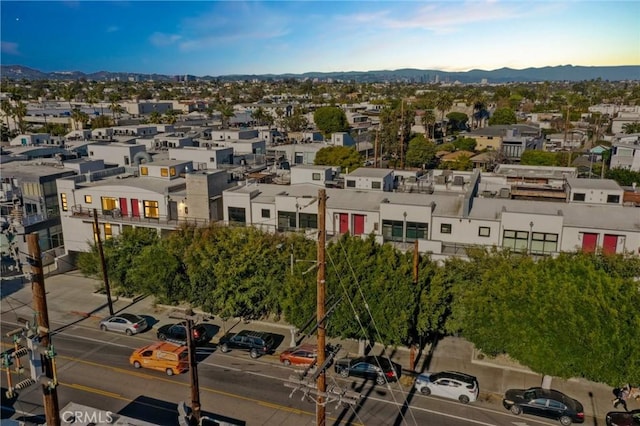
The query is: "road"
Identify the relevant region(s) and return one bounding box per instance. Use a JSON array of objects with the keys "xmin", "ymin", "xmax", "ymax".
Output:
[{"xmin": 1, "ymin": 316, "xmax": 562, "ymax": 426}]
